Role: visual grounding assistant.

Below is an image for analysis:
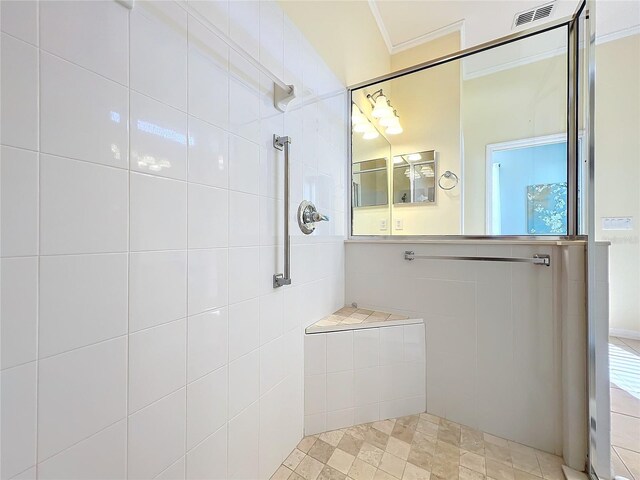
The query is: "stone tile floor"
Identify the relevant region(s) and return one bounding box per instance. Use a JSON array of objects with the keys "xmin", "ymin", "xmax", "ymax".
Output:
[
  {"xmin": 311, "ymin": 307, "xmax": 409, "ymax": 329},
  {"xmin": 609, "ymin": 336, "xmax": 640, "ymax": 480},
  {"xmin": 271, "ymin": 413, "xmax": 564, "ymax": 480}
]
